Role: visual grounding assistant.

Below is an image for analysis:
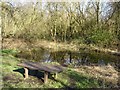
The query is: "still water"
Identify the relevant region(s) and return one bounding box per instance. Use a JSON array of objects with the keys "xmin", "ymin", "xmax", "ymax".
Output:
[{"xmin": 16, "ymin": 48, "xmax": 119, "ymax": 67}]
